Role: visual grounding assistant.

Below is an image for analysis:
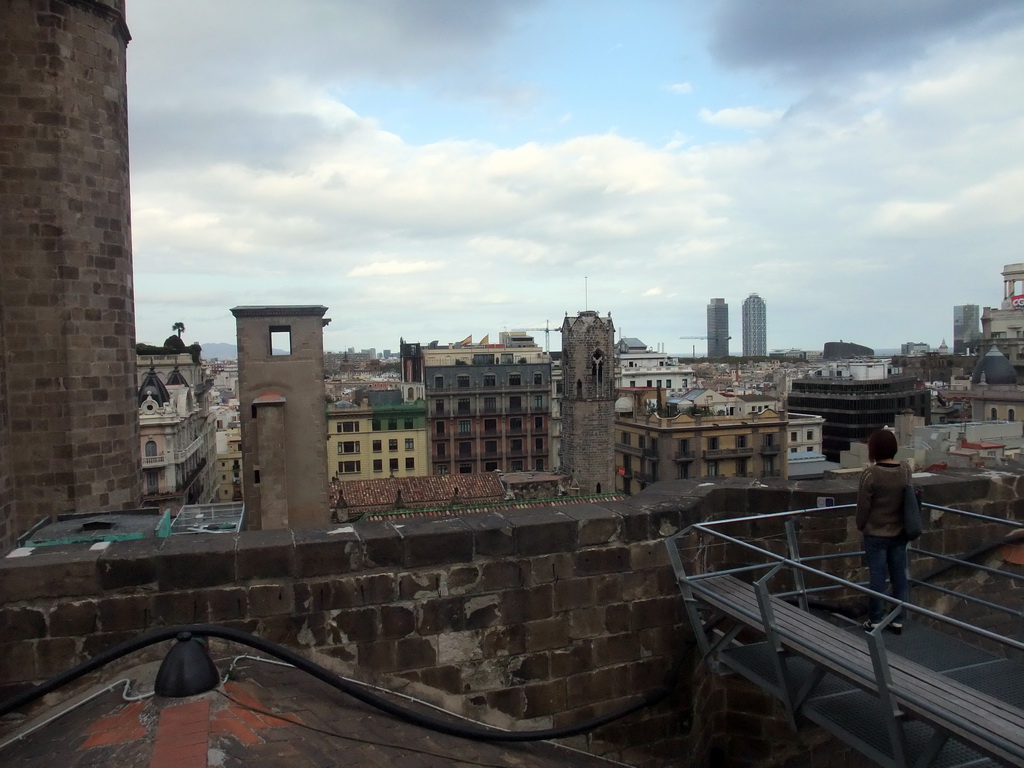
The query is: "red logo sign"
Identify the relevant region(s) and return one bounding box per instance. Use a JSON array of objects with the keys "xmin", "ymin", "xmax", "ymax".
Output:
[{"xmin": 1012, "ymin": 295, "xmax": 1024, "ymax": 309}]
